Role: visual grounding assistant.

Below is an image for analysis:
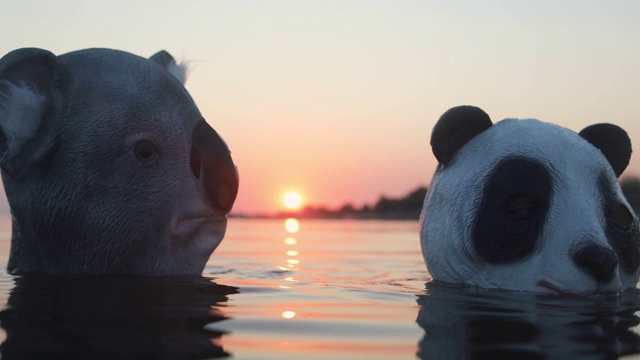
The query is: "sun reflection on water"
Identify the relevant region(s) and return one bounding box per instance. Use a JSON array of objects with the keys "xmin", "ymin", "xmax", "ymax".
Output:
[
  {"xmin": 282, "ymin": 218, "xmax": 302, "ymax": 271},
  {"xmin": 284, "ymin": 218, "xmax": 299, "ymax": 233}
]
